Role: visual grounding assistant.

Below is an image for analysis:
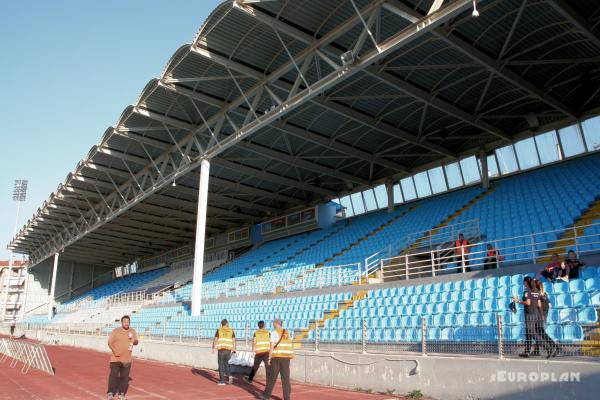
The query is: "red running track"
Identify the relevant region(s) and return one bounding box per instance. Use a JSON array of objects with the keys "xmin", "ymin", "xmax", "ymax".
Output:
[{"xmin": 0, "ymin": 342, "xmax": 402, "ymax": 400}]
